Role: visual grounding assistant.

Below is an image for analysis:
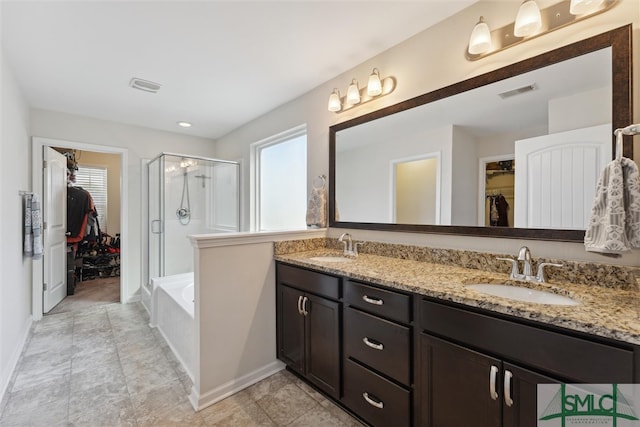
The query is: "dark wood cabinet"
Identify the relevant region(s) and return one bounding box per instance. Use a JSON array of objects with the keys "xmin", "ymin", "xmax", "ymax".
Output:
[
  {"xmin": 420, "ymin": 333, "xmax": 560, "ymax": 427},
  {"xmin": 343, "ymin": 279, "xmax": 413, "ymax": 426},
  {"xmin": 275, "ymin": 261, "xmax": 640, "ymax": 427},
  {"xmin": 276, "ymin": 264, "xmax": 341, "ymax": 399}
]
